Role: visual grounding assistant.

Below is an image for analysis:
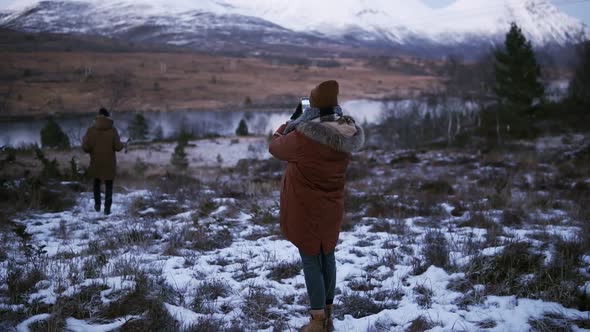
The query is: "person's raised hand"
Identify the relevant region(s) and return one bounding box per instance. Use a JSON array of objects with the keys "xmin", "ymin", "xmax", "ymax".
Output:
[{"xmin": 290, "ymin": 102, "xmax": 303, "ymax": 121}]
